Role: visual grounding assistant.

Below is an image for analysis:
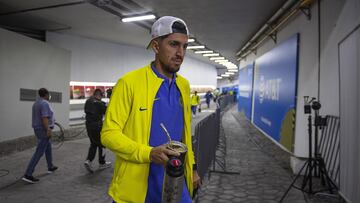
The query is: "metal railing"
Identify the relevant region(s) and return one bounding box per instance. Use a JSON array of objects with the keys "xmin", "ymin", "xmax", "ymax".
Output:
[
  {"xmin": 192, "ymin": 108, "xmax": 220, "ymax": 179},
  {"xmin": 192, "ymin": 95, "xmax": 237, "ymax": 179},
  {"xmin": 318, "ymin": 115, "xmax": 340, "ymax": 187},
  {"xmin": 217, "ymin": 95, "xmax": 236, "ymax": 110}
]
